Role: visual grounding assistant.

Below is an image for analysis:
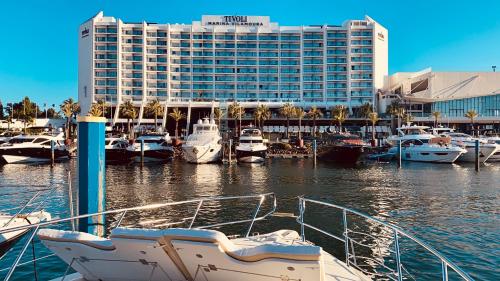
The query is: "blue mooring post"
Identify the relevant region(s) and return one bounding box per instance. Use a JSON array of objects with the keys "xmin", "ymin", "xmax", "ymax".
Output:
[
  {"xmin": 77, "ymin": 116, "xmax": 106, "ymax": 236},
  {"xmin": 50, "ymin": 140, "xmax": 55, "ymax": 166}
]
